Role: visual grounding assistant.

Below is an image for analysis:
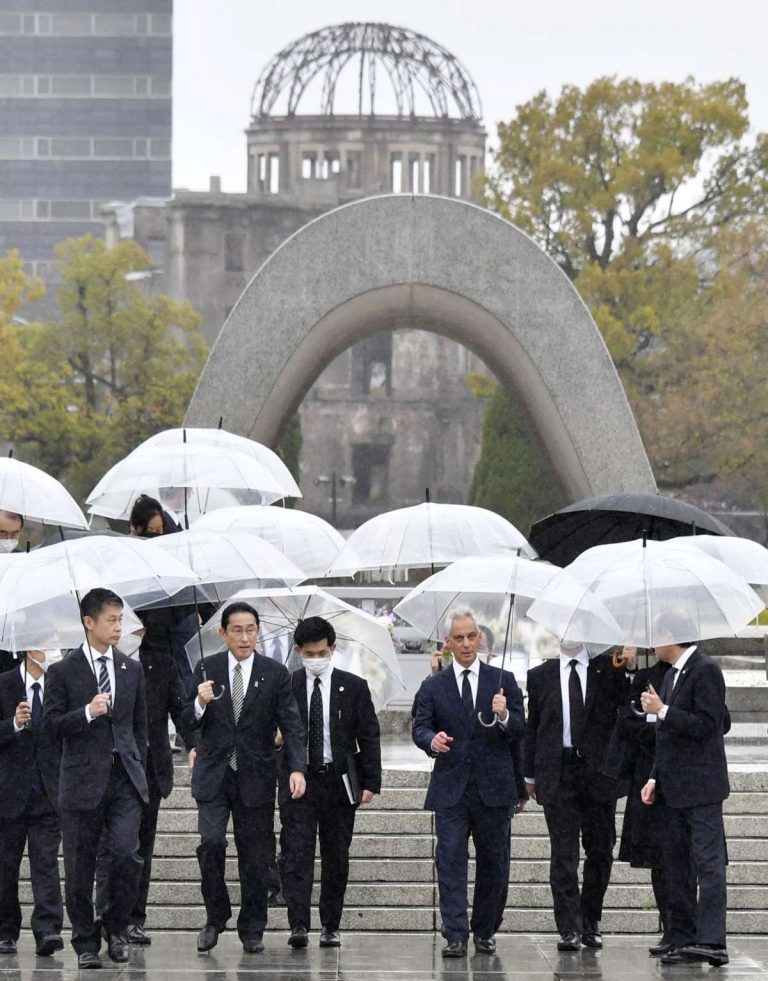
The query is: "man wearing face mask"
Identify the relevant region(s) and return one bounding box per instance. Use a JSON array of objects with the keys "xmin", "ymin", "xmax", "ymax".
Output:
[
  {"xmin": 0, "ymin": 511, "xmax": 25, "ymax": 675},
  {"xmin": 0, "ymin": 648, "xmax": 64, "ymax": 956},
  {"xmin": 524, "ymin": 642, "xmax": 635, "ymax": 952},
  {"xmin": 279, "ymin": 616, "xmax": 381, "ymax": 949}
]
